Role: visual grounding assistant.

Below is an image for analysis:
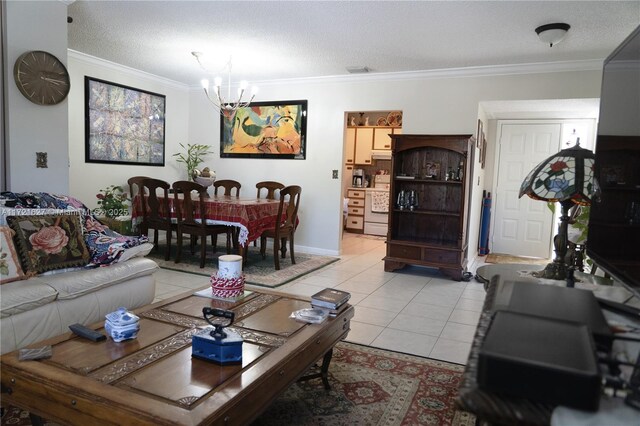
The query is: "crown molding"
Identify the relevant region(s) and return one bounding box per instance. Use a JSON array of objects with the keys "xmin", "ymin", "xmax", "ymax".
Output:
[
  {"xmin": 69, "ymin": 49, "xmax": 601, "ymax": 91},
  {"xmin": 250, "ymin": 59, "xmax": 604, "ymax": 88},
  {"xmin": 68, "ymin": 50, "xmax": 189, "ymax": 90},
  {"xmin": 59, "ymin": 0, "xmax": 76, "ymax": 5}
]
